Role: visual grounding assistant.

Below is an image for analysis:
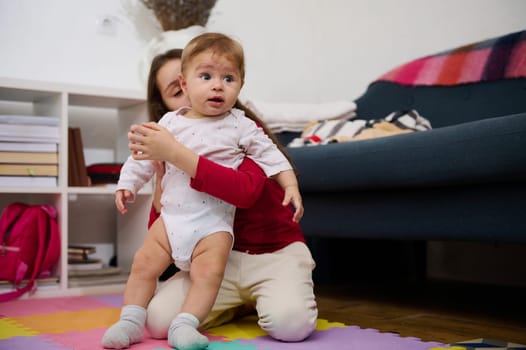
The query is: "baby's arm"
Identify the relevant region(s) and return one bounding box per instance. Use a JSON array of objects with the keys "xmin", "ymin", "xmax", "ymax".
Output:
[
  {"xmin": 274, "ymin": 169, "xmax": 303, "ymax": 223},
  {"xmin": 114, "ymin": 125, "xmax": 157, "ymax": 214}
]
